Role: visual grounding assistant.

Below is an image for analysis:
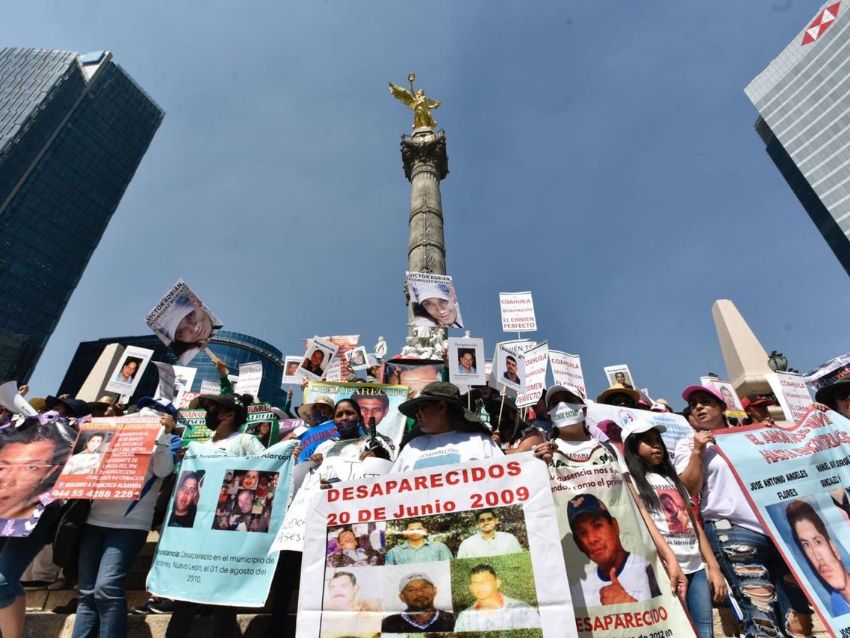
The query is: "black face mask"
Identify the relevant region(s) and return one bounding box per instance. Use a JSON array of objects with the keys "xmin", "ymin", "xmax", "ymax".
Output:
[{"xmin": 205, "ymin": 405, "xmax": 221, "ymax": 430}]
